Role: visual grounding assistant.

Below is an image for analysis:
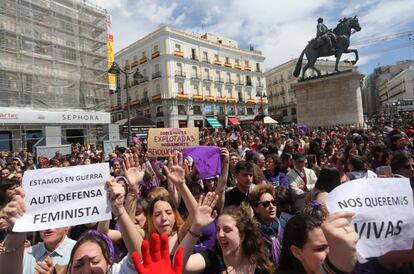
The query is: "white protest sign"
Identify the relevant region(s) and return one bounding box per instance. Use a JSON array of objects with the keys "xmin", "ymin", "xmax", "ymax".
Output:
[
  {"xmin": 13, "ymin": 163, "xmax": 112, "ymax": 232},
  {"xmin": 326, "ymin": 178, "xmax": 414, "ymax": 259}
]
